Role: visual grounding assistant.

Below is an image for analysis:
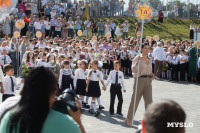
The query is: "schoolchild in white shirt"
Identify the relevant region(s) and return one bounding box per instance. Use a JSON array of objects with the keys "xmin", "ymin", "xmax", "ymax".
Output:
[
  {"xmin": 59, "ymin": 60, "xmax": 74, "ymax": 93},
  {"xmin": 103, "ymin": 49, "xmax": 110, "ymax": 76},
  {"xmin": 166, "ymin": 51, "xmax": 173, "ymax": 79},
  {"xmin": 105, "ymin": 60, "xmax": 126, "ymax": 116},
  {"xmin": 171, "ymin": 51, "xmax": 179, "ymax": 81},
  {"xmin": 25, "ymin": 51, "xmax": 36, "ymax": 68},
  {"xmin": 86, "ymin": 60, "xmax": 106, "ymax": 117},
  {"xmin": 178, "ymin": 49, "xmax": 188, "ymax": 81},
  {"xmin": 37, "ymin": 53, "xmax": 47, "ymax": 67},
  {"xmin": 74, "ymin": 60, "xmax": 89, "ymax": 108},
  {"xmin": 68, "ymin": 56, "xmax": 75, "ymax": 90},
  {"xmin": 1, "ymin": 64, "xmax": 23, "ymax": 102},
  {"xmin": 0, "ymin": 49, "xmax": 12, "ymax": 67}
]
